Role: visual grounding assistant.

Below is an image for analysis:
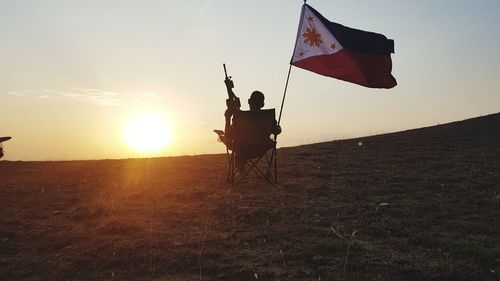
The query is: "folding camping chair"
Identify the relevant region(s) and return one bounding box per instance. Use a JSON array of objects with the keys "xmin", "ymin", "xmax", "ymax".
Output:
[{"xmin": 226, "ymin": 109, "xmax": 278, "ymax": 185}]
